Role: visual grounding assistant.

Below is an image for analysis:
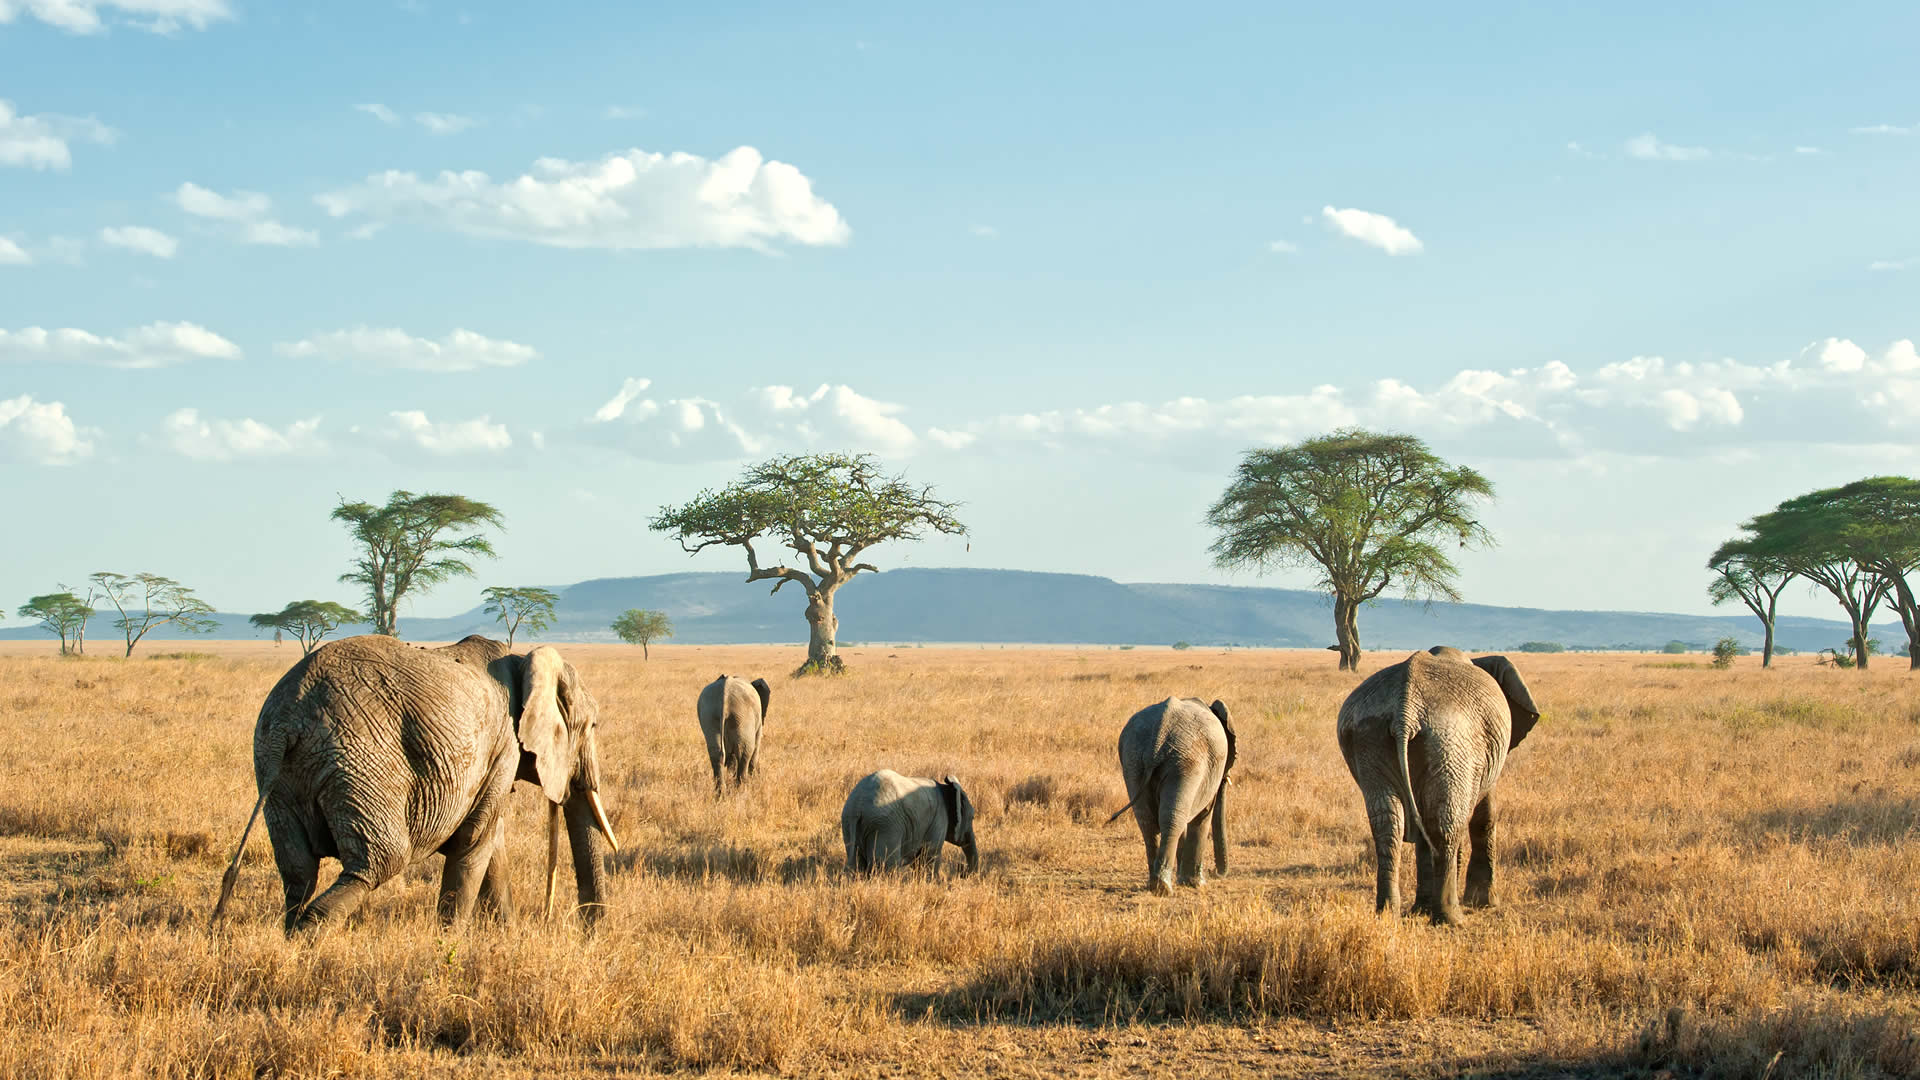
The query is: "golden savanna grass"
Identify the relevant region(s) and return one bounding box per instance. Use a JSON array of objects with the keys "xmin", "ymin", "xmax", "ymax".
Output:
[{"xmin": 2, "ymin": 640, "xmax": 1918, "ymax": 1077}]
